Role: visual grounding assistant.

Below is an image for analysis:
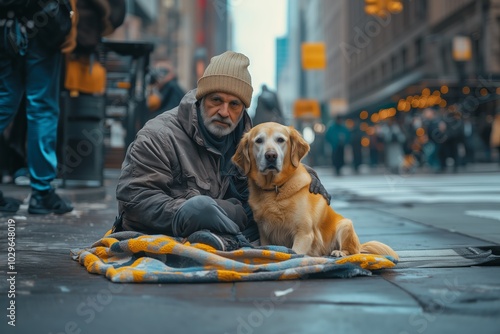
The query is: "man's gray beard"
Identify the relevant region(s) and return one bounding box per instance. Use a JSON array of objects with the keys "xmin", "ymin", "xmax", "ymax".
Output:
[{"xmin": 200, "ymin": 101, "xmax": 241, "ymax": 137}]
